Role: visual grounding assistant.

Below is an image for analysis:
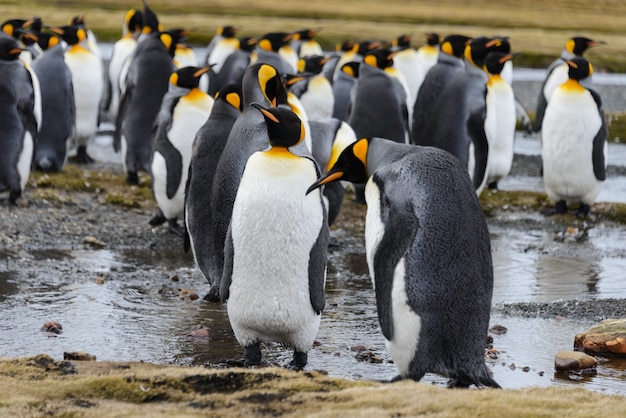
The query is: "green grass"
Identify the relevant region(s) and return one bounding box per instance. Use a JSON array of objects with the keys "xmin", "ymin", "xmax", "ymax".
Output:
[{"xmin": 4, "ymin": 0, "xmax": 626, "ymax": 70}]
